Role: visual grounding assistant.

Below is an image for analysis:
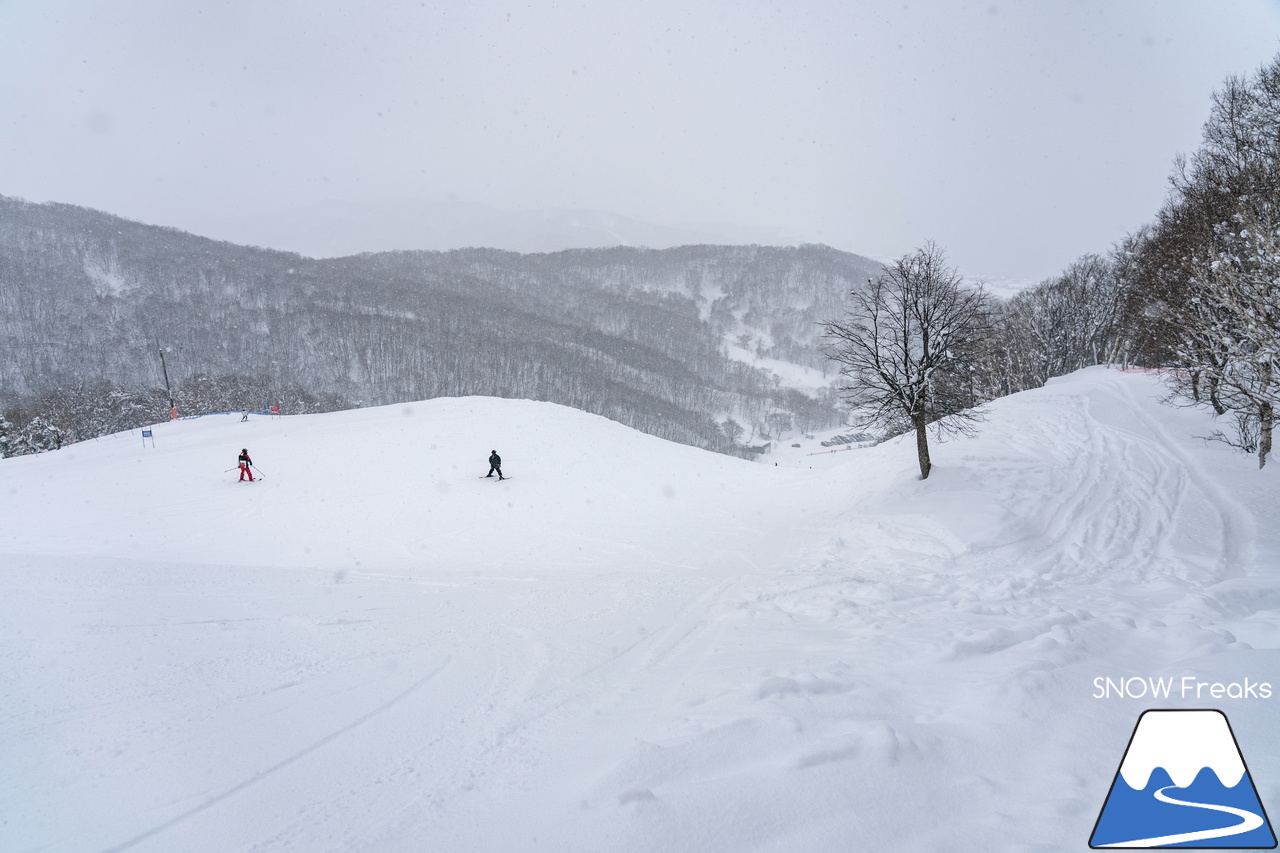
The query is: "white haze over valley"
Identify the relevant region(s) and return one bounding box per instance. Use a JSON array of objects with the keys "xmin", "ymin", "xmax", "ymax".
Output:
[
  {"xmin": 205, "ymin": 197, "xmax": 803, "ymax": 260},
  {"xmin": 2, "ymin": 2, "xmax": 1280, "ymax": 281}
]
